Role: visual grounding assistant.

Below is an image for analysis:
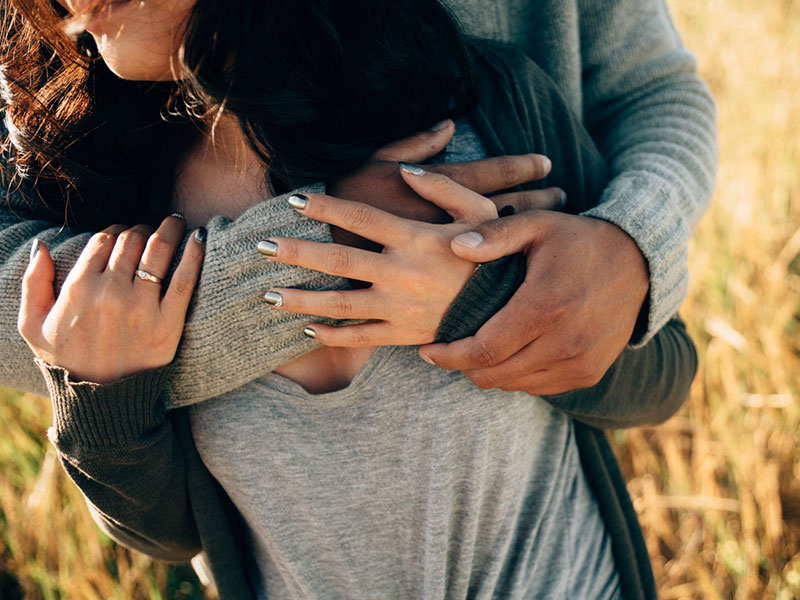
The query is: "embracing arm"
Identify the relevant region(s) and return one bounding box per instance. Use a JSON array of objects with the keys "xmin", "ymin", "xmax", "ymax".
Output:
[
  {"xmin": 578, "ymin": 0, "xmax": 717, "ymax": 342},
  {"xmin": 0, "ymin": 180, "xmax": 342, "ymax": 405}
]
